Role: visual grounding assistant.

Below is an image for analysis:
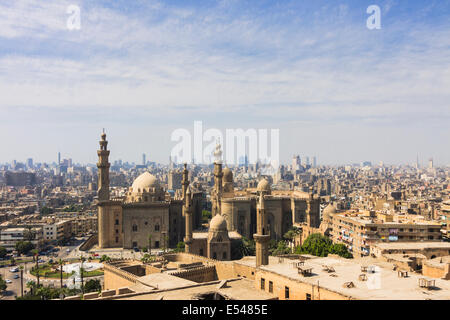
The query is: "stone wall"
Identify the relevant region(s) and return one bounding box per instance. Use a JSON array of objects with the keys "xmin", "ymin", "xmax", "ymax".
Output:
[{"xmin": 168, "ymin": 265, "xmax": 217, "ymax": 283}]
